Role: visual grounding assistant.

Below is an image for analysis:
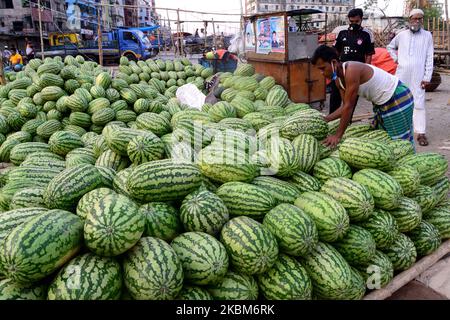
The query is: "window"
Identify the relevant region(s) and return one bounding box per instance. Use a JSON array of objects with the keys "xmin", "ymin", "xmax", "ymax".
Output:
[
  {"xmin": 1, "ymin": 0, "xmax": 14, "ymax": 8},
  {"xmin": 123, "ymin": 31, "xmax": 138, "ymax": 43},
  {"xmin": 265, "ymin": 4, "xmax": 268, "ymax": 9},
  {"xmin": 276, "ymin": 5, "xmax": 279, "ymax": 10},
  {"xmin": 0, "ymin": 22, "xmax": 4, "ymax": 27}
]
